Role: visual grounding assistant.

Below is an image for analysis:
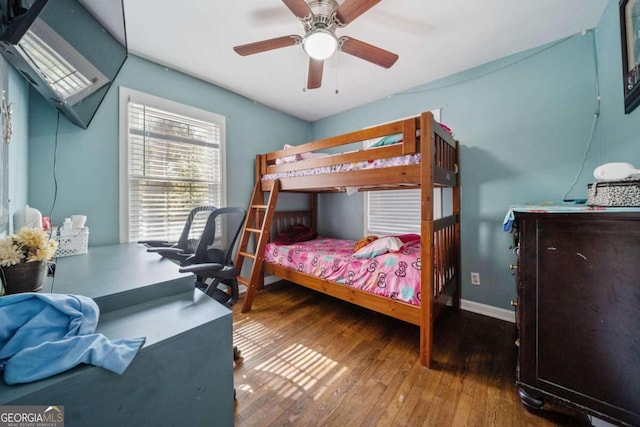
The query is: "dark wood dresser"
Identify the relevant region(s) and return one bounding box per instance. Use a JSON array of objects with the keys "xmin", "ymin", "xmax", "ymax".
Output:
[{"xmin": 511, "ymin": 209, "xmax": 640, "ymax": 426}]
